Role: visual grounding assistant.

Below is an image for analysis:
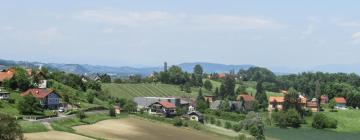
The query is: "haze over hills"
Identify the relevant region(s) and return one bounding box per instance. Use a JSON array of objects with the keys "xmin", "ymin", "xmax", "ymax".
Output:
[{"xmin": 1, "ymin": 58, "xmax": 360, "ymax": 76}]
